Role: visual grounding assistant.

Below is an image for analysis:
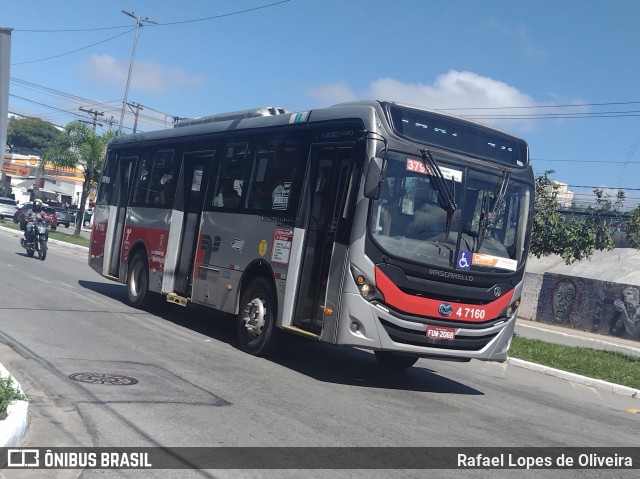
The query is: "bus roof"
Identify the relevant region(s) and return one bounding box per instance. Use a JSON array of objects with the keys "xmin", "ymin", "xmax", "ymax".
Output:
[{"xmin": 108, "ymin": 100, "xmax": 525, "ymax": 150}]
